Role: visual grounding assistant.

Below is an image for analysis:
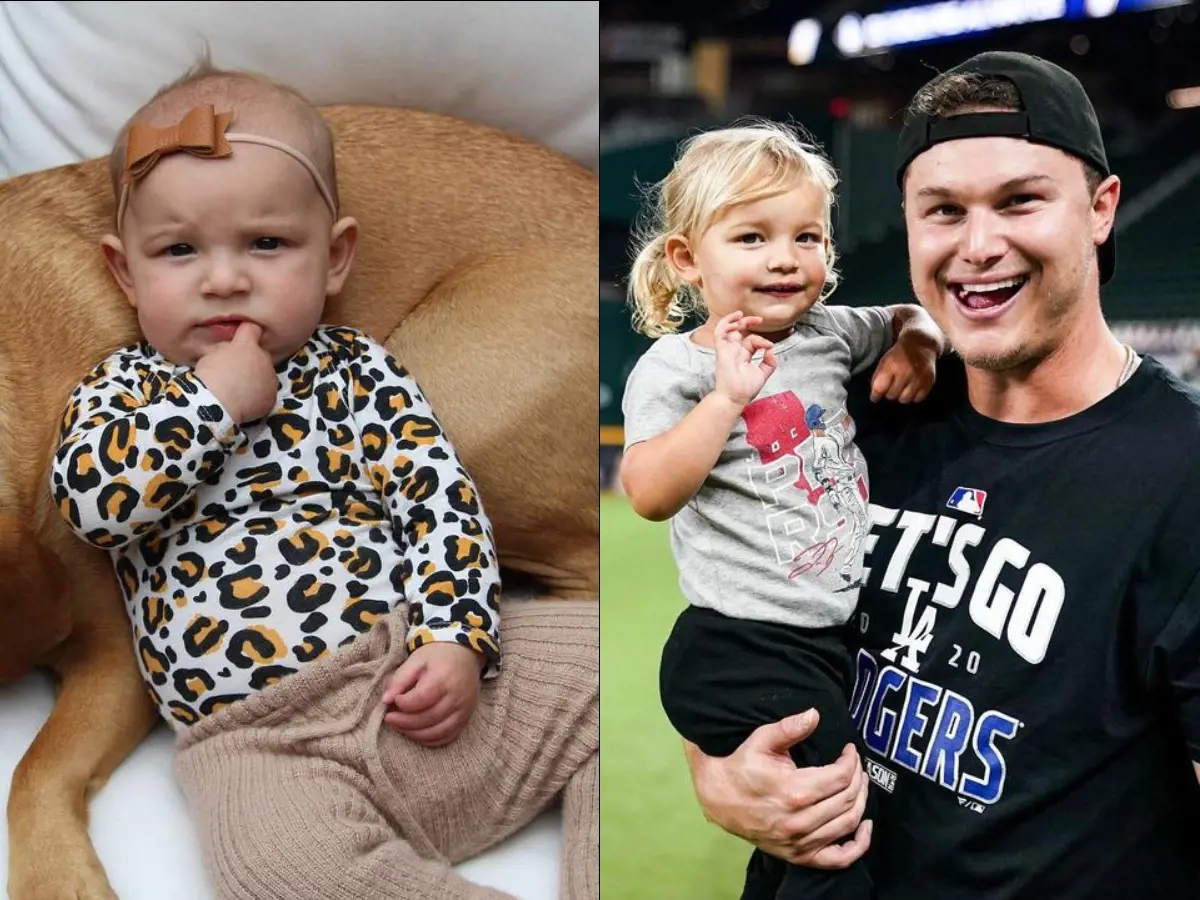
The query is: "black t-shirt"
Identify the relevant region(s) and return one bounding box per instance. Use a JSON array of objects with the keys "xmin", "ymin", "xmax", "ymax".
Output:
[{"xmin": 844, "ymin": 353, "xmax": 1200, "ymax": 900}]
